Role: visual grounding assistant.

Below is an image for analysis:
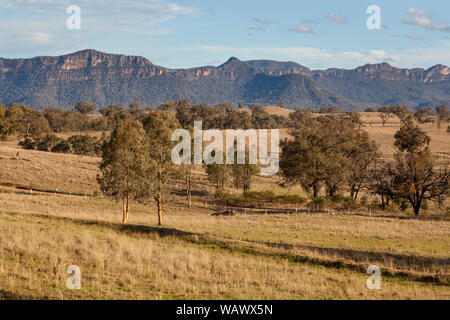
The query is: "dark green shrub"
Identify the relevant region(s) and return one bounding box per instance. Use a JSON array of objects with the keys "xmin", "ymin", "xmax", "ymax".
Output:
[
  {"xmin": 19, "ymin": 137, "xmax": 37, "ymax": 150},
  {"xmin": 67, "ymin": 135, "xmax": 98, "ymax": 156},
  {"xmin": 51, "ymin": 140, "xmax": 71, "ymax": 153},
  {"xmin": 36, "ymin": 134, "xmax": 62, "ymax": 152}
]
